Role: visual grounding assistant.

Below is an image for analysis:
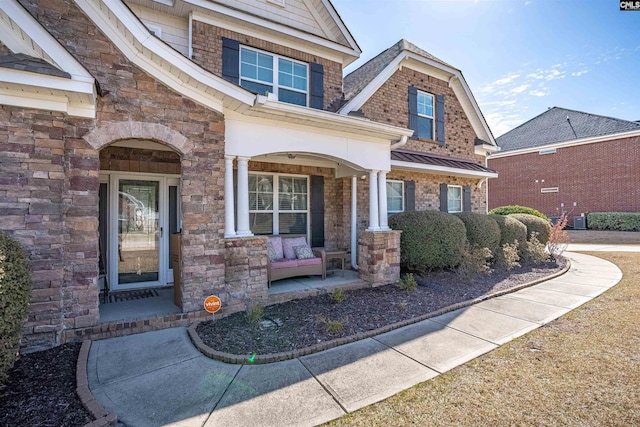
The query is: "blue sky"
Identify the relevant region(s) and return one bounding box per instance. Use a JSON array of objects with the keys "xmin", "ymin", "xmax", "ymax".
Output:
[{"xmin": 333, "ymin": 0, "xmax": 640, "ymax": 137}]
